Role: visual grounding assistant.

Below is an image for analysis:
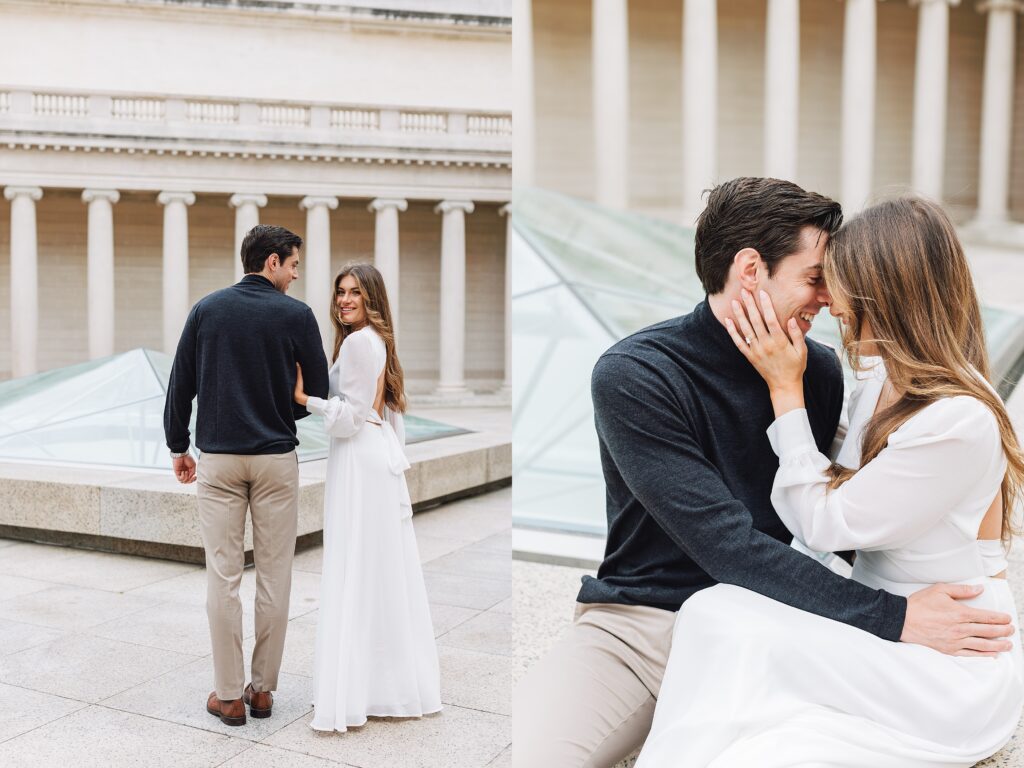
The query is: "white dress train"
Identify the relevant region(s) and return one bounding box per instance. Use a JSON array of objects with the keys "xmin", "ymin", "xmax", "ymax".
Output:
[
  {"xmin": 636, "ymin": 360, "xmax": 1023, "ymax": 767},
  {"xmin": 305, "ymin": 326, "xmax": 441, "ymax": 732}
]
